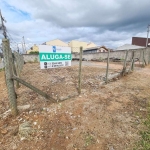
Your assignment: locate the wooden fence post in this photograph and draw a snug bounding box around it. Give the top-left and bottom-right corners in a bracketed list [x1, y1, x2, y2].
[2, 39, 18, 116]
[139, 50, 142, 65]
[12, 75, 56, 103]
[20, 54, 24, 72]
[131, 51, 135, 71]
[78, 47, 83, 94]
[129, 51, 134, 72]
[14, 52, 20, 77]
[142, 49, 146, 67]
[105, 49, 110, 84]
[122, 50, 128, 76]
[12, 53, 20, 88]
[18, 53, 22, 74]
[148, 48, 150, 64]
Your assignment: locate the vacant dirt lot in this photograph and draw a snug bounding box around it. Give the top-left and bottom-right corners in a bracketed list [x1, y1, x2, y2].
[0, 62, 150, 150]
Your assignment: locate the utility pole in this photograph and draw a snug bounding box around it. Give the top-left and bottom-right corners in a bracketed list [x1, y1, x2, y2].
[0, 10, 7, 39]
[146, 25, 150, 48]
[21, 42, 24, 54]
[22, 36, 26, 54]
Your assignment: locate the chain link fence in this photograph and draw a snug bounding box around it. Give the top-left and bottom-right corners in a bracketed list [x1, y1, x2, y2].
[2, 38, 150, 116]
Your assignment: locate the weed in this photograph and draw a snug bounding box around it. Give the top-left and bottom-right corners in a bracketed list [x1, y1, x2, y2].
[84, 133, 95, 147]
[27, 61, 33, 63]
[0, 68, 4, 72]
[34, 58, 38, 63]
[134, 105, 150, 150]
[121, 58, 124, 62]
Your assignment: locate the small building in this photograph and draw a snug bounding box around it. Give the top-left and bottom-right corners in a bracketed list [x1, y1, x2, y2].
[27, 44, 39, 54]
[83, 46, 108, 54]
[132, 37, 150, 47]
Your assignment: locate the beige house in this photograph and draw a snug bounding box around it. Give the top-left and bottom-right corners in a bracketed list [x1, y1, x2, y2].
[46, 39, 68, 47]
[27, 44, 39, 54]
[68, 40, 87, 52]
[98, 46, 108, 52]
[87, 42, 97, 49]
[68, 40, 97, 53]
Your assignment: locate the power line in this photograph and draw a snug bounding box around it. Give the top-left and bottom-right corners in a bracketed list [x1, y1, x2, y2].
[0, 10, 19, 48]
[0, 10, 31, 54]
[0, 10, 28, 54]
[7, 31, 16, 43]
[5, 29, 23, 53]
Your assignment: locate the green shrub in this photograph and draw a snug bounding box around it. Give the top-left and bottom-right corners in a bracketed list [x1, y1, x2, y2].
[0, 68, 4, 72]
[134, 104, 150, 150]
[29, 51, 39, 55]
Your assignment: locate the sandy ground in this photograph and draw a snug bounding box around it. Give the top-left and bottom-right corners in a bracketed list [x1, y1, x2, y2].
[72, 61, 123, 70]
[0, 62, 150, 150]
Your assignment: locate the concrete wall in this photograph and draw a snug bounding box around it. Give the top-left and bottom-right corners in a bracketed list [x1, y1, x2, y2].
[23, 54, 39, 62]
[23, 48, 150, 63]
[72, 48, 150, 62]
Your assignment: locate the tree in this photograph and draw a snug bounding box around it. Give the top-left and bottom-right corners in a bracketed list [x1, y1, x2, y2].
[29, 51, 39, 54]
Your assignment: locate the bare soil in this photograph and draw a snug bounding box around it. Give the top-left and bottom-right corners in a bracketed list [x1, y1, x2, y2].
[0, 62, 150, 150]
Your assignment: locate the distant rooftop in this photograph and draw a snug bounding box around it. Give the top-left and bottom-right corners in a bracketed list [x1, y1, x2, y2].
[132, 36, 147, 39]
[116, 44, 145, 51]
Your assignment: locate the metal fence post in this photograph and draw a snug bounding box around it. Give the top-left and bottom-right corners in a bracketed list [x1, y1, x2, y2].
[2, 39, 18, 116]
[78, 47, 83, 94]
[105, 49, 110, 84]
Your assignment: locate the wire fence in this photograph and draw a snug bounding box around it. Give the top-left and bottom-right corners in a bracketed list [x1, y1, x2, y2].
[2, 38, 150, 116]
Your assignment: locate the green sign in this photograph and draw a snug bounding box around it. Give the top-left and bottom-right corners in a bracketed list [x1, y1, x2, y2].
[39, 53, 72, 61]
[39, 45, 72, 69]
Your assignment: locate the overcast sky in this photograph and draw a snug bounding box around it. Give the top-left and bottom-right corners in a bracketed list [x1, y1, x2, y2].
[0, 0, 150, 50]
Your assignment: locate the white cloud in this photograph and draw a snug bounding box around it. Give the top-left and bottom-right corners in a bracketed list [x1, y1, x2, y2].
[0, 0, 149, 49]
